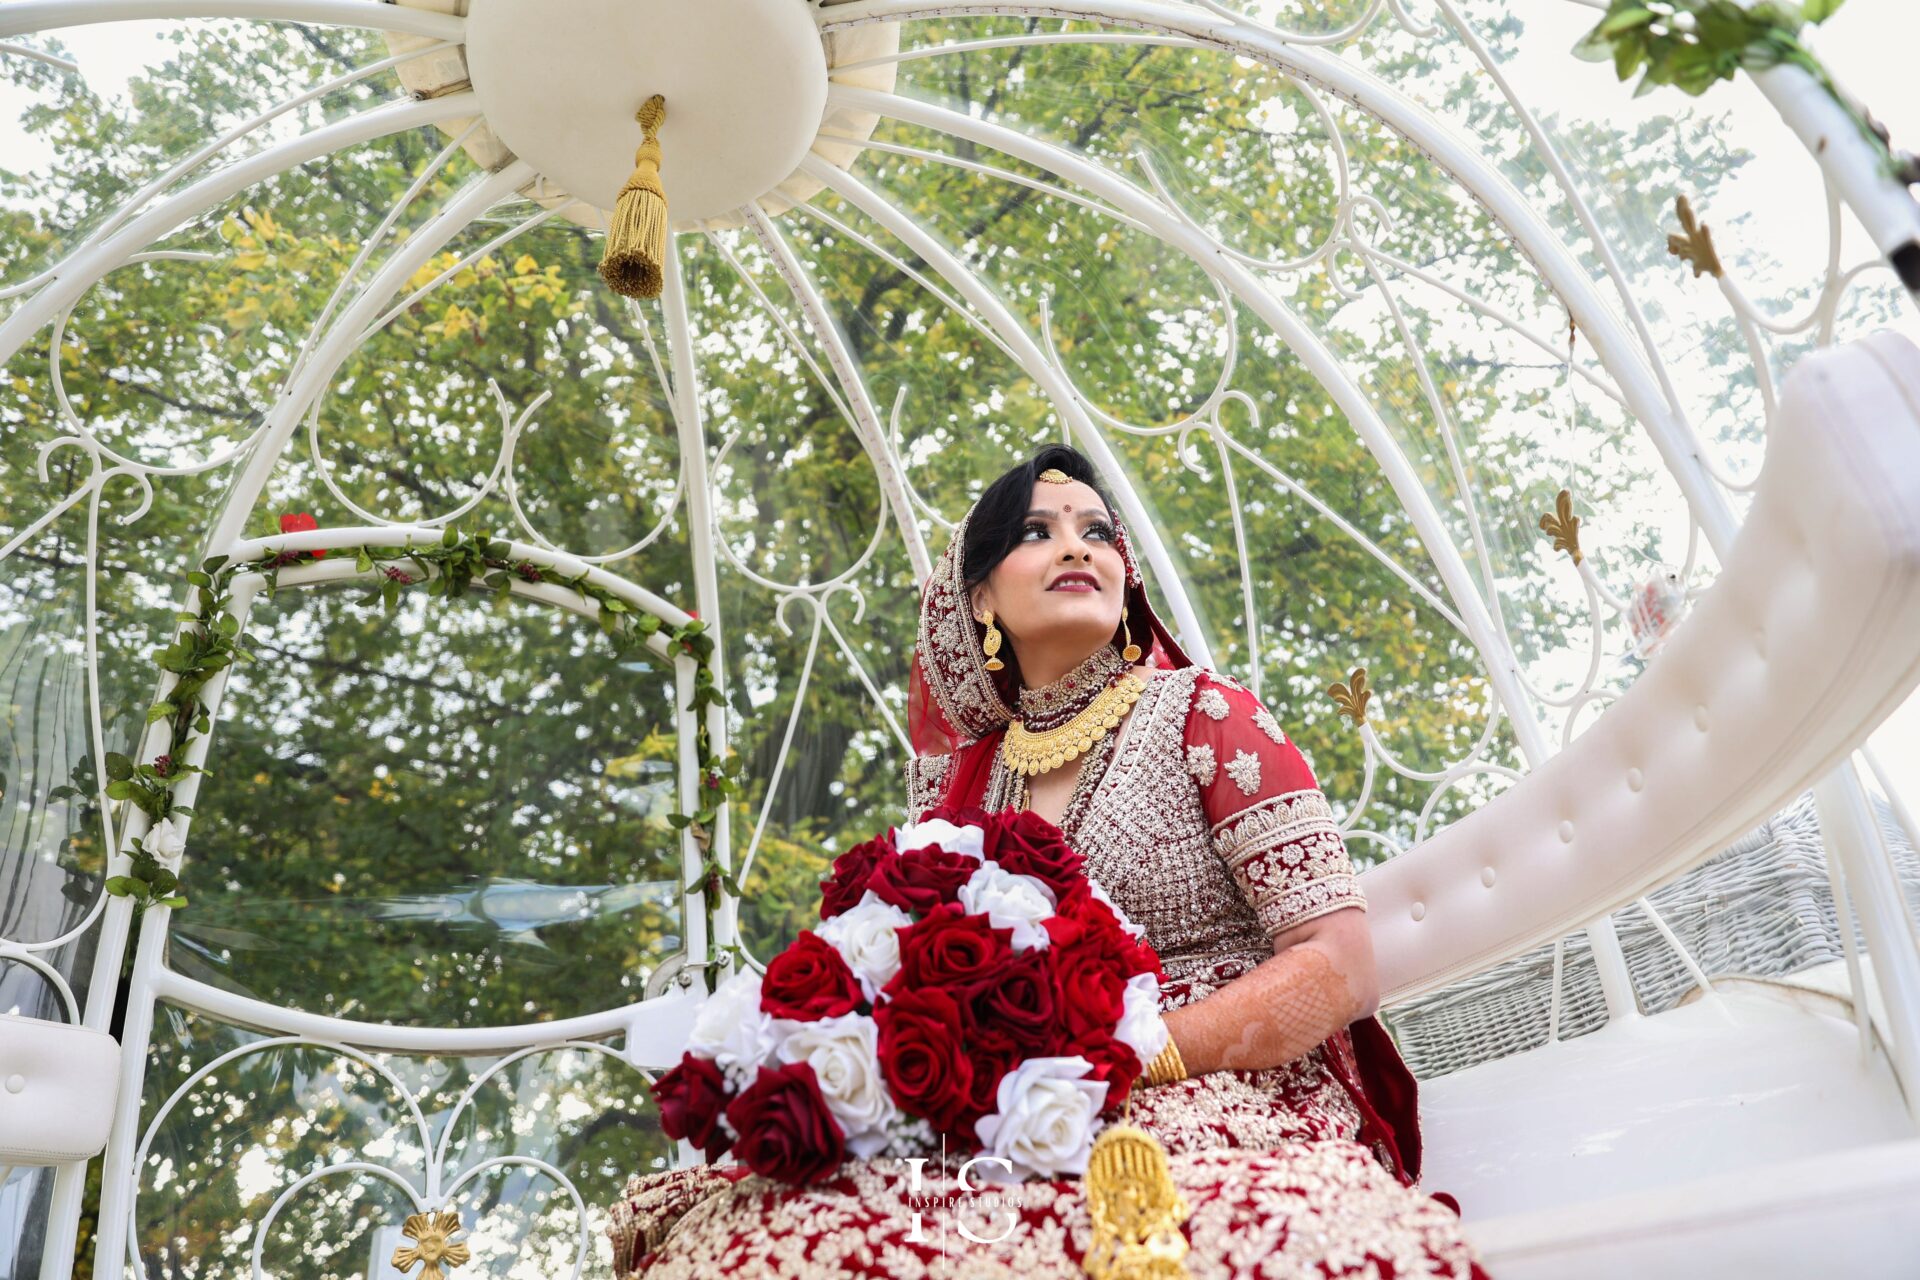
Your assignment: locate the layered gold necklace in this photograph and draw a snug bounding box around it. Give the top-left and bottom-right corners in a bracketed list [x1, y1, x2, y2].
[1001, 644, 1146, 777]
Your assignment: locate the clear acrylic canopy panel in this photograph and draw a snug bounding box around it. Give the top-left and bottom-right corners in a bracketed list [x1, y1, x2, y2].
[172, 583, 688, 1025]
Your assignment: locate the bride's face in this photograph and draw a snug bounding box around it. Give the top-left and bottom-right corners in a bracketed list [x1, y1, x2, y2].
[971, 479, 1125, 654]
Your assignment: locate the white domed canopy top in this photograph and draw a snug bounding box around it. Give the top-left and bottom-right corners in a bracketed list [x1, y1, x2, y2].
[463, 0, 829, 224]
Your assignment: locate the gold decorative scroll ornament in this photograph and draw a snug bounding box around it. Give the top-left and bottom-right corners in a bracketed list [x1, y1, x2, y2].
[390, 1209, 472, 1280]
[1328, 667, 1371, 726]
[1538, 488, 1583, 565]
[600, 95, 670, 299]
[1666, 194, 1723, 280]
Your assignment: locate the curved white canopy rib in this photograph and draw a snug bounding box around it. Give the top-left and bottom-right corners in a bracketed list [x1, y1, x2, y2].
[0, 0, 464, 40]
[818, 0, 1737, 551]
[0, 93, 480, 367]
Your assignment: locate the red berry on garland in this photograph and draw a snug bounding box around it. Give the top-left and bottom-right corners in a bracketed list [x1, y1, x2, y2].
[516, 561, 542, 582]
[383, 567, 414, 584]
[152, 754, 172, 777]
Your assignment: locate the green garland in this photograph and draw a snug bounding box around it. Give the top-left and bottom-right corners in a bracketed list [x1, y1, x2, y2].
[1575, 0, 1844, 96]
[106, 527, 746, 988]
[1574, 1, 1889, 164]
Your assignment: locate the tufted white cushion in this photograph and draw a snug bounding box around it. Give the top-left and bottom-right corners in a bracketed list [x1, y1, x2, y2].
[1363, 330, 1920, 1001]
[0, 1014, 121, 1164]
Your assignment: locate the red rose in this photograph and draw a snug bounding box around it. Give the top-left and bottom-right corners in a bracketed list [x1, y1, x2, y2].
[953, 1022, 1022, 1138]
[867, 846, 976, 916]
[1076, 1033, 1144, 1112]
[819, 831, 895, 919]
[1121, 933, 1165, 983]
[1045, 888, 1131, 964]
[891, 903, 1014, 993]
[988, 809, 1085, 897]
[724, 1061, 846, 1185]
[1049, 939, 1127, 1045]
[875, 987, 974, 1134]
[276, 511, 328, 558]
[970, 947, 1057, 1054]
[761, 931, 864, 1021]
[653, 1052, 733, 1162]
[914, 801, 997, 830]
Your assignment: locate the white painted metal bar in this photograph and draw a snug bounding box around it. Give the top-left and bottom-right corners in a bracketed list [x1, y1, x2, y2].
[0, 0, 464, 40]
[1813, 768, 1920, 1123]
[744, 202, 933, 583]
[0, 94, 480, 367]
[661, 243, 738, 972]
[1750, 60, 1920, 297]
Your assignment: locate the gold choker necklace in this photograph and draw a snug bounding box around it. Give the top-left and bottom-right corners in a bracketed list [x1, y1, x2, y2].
[1001, 671, 1148, 777]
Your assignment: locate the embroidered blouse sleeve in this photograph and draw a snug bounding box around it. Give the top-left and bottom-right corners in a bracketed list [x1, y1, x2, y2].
[1183, 671, 1366, 939]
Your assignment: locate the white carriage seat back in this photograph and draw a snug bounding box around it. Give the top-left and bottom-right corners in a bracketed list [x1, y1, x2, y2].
[1361, 329, 1920, 1002]
[0, 1013, 122, 1164]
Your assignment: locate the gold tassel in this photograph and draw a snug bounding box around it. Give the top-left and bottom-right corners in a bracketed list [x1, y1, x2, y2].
[1082, 1111, 1190, 1280]
[600, 95, 669, 300]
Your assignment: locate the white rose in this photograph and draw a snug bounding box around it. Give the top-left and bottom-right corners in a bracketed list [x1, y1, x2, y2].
[973, 1056, 1108, 1179]
[894, 818, 984, 860]
[815, 892, 912, 1001]
[1085, 878, 1146, 940]
[1114, 973, 1170, 1067]
[687, 971, 781, 1092]
[774, 1011, 898, 1158]
[146, 816, 188, 861]
[958, 864, 1057, 952]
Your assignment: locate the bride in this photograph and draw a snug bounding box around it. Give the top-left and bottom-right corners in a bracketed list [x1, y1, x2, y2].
[608, 445, 1488, 1278]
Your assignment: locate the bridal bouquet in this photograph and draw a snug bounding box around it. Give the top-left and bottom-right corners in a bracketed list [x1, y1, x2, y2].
[650, 803, 1169, 1187]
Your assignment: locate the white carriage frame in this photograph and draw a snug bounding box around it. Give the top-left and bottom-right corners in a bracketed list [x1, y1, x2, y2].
[1, 1, 1918, 1276]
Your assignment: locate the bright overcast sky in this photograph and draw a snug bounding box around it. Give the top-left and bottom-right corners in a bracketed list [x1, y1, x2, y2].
[3, 2, 1918, 823]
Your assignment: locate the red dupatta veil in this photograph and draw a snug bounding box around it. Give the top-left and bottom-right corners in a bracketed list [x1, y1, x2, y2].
[904, 490, 1428, 1188]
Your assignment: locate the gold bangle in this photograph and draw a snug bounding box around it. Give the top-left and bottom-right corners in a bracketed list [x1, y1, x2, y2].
[1143, 1035, 1187, 1086]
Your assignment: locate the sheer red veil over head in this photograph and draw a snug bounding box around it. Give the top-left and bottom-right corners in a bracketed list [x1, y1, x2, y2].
[902, 485, 1428, 1189]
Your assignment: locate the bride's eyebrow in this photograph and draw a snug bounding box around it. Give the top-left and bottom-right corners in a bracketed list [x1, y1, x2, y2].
[1023, 508, 1110, 523]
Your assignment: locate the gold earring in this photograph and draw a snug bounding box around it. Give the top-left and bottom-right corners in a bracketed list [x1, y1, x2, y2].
[1120, 604, 1141, 663]
[981, 608, 1005, 671]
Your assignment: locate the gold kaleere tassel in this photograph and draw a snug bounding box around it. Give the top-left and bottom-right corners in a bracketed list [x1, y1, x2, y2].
[600, 94, 670, 299]
[1082, 1110, 1190, 1280]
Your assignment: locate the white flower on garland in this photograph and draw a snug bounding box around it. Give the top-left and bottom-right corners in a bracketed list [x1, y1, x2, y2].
[146, 816, 188, 861]
[973, 1056, 1109, 1180]
[815, 892, 912, 1002]
[688, 970, 781, 1093]
[893, 818, 985, 860]
[958, 863, 1057, 952]
[774, 1010, 898, 1159]
[1084, 879, 1146, 940]
[884, 1111, 938, 1157]
[1113, 973, 1169, 1067]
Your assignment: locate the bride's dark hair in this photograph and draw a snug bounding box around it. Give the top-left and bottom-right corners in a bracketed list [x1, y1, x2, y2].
[959, 444, 1118, 592]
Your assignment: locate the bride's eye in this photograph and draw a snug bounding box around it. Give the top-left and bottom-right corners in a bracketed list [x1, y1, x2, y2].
[1021, 522, 1049, 540]
[1087, 522, 1116, 541]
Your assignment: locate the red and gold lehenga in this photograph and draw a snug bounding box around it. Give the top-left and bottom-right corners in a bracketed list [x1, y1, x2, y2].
[607, 499, 1488, 1279]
